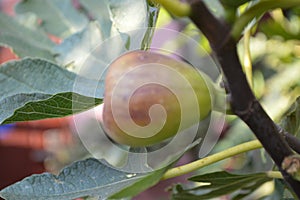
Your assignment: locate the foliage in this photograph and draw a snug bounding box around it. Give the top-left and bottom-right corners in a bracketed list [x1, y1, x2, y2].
[0, 0, 300, 199]
[172, 171, 272, 199]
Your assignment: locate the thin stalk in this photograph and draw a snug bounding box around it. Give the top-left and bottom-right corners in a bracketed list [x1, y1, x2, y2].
[162, 140, 262, 180]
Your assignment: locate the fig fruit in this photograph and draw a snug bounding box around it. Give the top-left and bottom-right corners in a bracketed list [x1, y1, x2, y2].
[102, 50, 213, 147]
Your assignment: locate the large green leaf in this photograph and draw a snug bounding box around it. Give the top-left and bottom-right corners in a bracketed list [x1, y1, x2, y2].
[172, 171, 272, 199]
[0, 12, 55, 61]
[0, 58, 103, 124]
[15, 0, 89, 38]
[1, 92, 102, 124]
[0, 156, 180, 199]
[0, 158, 147, 200]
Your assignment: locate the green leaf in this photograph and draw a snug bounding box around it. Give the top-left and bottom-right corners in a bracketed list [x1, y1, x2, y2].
[79, 0, 112, 38]
[53, 22, 104, 72]
[53, 22, 130, 77]
[0, 118, 201, 200]
[1, 92, 102, 124]
[110, 140, 202, 199]
[79, 0, 158, 40]
[280, 97, 300, 137]
[260, 18, 300, 40]
[108, 0, 148, 33]
[172, 171, 271, 199]
[0, 12, 55, 61]
[54, 1, 159, 73]
[15, 0, 89, 38]
[110, 164, 169, 199]
[79, 0, 152, 37]
[231, 0, 300, 39]
[0, 58, 103, 124]
[0, 158, 148, 200]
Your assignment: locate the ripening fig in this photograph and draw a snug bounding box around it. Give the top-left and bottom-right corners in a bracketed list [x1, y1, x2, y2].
[102, 50, 213, 147]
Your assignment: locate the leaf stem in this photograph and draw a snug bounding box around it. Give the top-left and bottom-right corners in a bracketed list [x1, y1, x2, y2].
[162, 140, 262, 180]
[150, 0, 191, 17]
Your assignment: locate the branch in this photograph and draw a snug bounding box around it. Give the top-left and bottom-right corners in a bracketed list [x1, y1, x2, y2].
[189, 0, 300, 197]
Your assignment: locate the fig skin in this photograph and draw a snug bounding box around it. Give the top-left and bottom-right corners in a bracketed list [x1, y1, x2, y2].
[102, 50, 212, 147]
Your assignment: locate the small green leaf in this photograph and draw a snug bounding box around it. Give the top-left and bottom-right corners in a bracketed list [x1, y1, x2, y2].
[172, 171, 272, 199]
[0, 12, 54, 60]
[15, 0, 89, 38]
[0, 158, 147, 200]
[190, 171, 244, 182]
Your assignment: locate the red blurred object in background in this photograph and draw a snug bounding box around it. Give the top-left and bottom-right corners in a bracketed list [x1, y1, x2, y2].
[0, 117, 73, 190]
